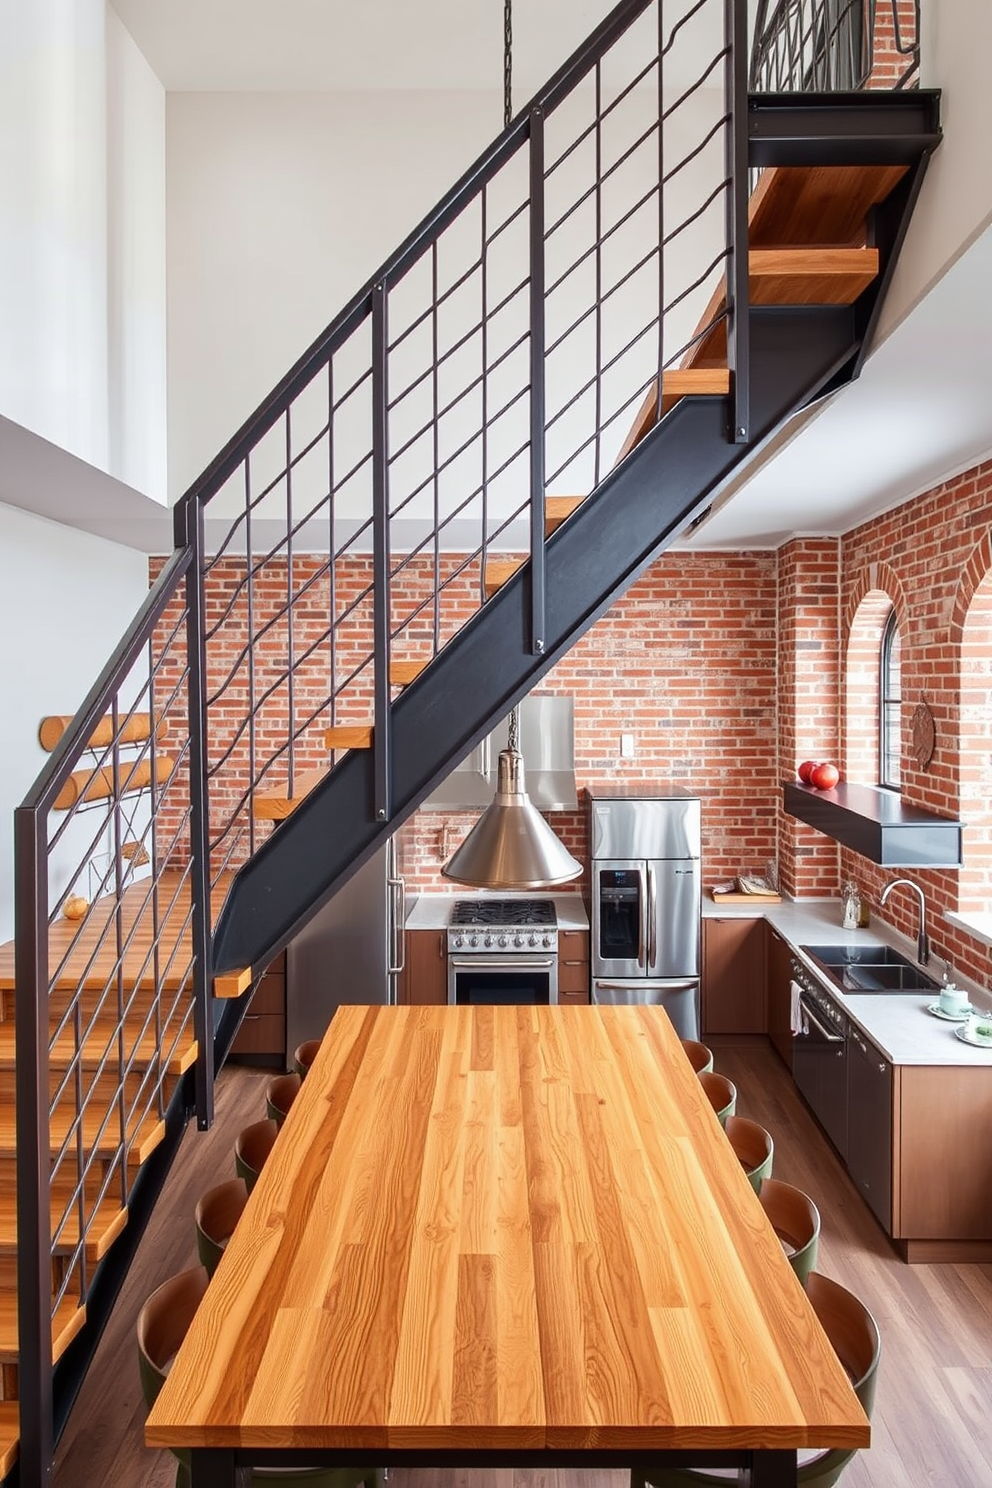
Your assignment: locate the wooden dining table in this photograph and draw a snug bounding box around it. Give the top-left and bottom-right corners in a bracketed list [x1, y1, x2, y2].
[146, 1004, 869, 1487]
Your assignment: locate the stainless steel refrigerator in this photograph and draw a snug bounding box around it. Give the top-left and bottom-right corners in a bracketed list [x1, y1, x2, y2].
[589, 788, 701, 1038]
[286, 830, 410, 1056]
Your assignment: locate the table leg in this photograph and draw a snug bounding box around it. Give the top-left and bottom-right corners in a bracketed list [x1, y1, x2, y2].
[189, 1448, 251, 1486]
[748, 1450, 798, 1487]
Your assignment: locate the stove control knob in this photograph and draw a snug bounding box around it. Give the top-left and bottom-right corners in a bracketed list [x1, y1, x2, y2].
[543, 933, 554, 948]
[529, 934, 538, 946]
[484, 934, 494, 947]
[498, 934, 508, 948]
[453, 934, 463, 949]
[470, 935, 479, 947]
[514, 935, 524, 947]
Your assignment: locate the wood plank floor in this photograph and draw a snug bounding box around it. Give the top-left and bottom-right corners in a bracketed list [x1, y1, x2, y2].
[52, 1038, 992, 1487]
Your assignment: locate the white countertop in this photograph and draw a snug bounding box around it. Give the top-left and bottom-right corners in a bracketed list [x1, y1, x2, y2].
[406, 892, 589, 932]
[706, 895, 992, 1067]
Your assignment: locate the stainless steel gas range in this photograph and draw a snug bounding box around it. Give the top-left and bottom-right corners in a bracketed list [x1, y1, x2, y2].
[447, 899, 558, 1005]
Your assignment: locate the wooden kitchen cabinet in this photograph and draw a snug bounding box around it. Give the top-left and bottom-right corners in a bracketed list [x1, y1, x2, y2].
[702, 917, 766, 1035]
[892, 1065, 992, 1259]
[229, 952, 286, 1064]
[399, 929, 448, 1005]
[765, 924, 794, 1066]
[558, 929, 590, 1004]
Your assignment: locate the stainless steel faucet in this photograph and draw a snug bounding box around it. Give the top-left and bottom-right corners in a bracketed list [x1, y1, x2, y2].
[879, 878, 930, 966]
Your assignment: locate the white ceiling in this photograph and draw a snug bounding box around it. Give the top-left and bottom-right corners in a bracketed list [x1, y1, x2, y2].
[101, 2, 992, 552]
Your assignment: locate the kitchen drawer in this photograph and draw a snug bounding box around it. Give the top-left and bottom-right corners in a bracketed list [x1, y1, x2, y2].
[560, 929, 590, 958]
[558, 988, 590, 1005]
[559, 960, 590, 995]
[230, 1013, 285, 1058]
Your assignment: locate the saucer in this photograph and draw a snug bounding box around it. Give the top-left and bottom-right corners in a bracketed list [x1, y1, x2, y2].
[954, 1024, 992, 1049]
[927, 1001, 972, 1022]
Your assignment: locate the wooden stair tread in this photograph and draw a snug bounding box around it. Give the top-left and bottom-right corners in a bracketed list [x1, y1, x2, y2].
[615, 368, 732, 466]
[252, 765, 329, 822]
[0, 1193, 127, 1261]
[0, 1292, 85, 1364]
[747, 163, 909, 248]
[53, 755, 174, 812]
[39, 712, 163, 753]
[750, 246, 879, 304]
[545, 496, 585, 534]
[483, 557, 526, 599]
[0, 1021, 196, 1075]
[0, 1402, 18, 1477]
[389, 657, 429, 686]
[0, 1105, 166, 1164]
[323, 725, 373, 750]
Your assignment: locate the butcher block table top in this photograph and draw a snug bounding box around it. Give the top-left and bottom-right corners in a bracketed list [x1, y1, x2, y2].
[147, 1005, 868, 1481]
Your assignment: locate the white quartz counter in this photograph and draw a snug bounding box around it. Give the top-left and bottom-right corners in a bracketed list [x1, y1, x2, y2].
[705, 894, 992, 1067]
[406, 892, 589, 932]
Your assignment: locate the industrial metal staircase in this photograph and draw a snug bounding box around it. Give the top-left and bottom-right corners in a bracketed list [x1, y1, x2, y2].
[7, 0, 936, 1483]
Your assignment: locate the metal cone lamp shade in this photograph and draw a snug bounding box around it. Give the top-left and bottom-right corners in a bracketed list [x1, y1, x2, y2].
[442, 747, 582, 889]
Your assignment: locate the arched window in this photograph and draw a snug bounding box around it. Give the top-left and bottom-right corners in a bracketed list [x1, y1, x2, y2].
[879, 608, 901, 789]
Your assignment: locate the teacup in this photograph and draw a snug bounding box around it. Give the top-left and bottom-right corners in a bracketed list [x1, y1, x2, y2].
[939, 984, 970, 1016]
[966, 1009, 992, 1043]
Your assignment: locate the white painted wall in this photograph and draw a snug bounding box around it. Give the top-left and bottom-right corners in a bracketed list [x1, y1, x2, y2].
[0, 504, 149, 942]
[0, 0, 167, 501]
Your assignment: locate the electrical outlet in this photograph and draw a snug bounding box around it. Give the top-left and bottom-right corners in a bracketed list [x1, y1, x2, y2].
[620, 733, 635, 759]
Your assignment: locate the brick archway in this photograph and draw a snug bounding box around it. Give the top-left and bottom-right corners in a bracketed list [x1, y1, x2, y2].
[844, 563, 907, 785]
[950, 534, 992, 915]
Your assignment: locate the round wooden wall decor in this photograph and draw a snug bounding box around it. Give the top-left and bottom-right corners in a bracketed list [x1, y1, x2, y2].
[911, 697, 935, 769]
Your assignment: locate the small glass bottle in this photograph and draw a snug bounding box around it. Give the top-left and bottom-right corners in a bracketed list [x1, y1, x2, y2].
[857, 891, 870, 929]
[842, 880, 858, 930]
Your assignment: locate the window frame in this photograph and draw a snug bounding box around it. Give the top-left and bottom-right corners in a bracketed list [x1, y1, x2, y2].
[878, 606, 901, 790]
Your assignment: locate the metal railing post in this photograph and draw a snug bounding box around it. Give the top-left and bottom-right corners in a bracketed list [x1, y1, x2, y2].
[372, 281, 392, 822]
[528, 106, 547, 656]
[727, 0, 750, 444]
[185, 502, 216, 1129]
[14, 806, 54, 1488]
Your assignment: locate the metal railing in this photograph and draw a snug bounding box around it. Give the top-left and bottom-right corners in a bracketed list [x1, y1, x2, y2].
[12, 0, 919, 1481]
[750, 0, 920, 92]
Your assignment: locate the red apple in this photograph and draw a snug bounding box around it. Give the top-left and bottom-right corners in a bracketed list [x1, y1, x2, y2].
[810, 761, 840, 790]
[797, 760, 817, 784]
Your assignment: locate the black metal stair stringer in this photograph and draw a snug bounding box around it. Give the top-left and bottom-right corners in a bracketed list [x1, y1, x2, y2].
[212, 301, 861, 979]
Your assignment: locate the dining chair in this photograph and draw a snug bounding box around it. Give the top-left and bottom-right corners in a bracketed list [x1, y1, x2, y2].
[265, 1071, 302, 1127]
[235, 1117, 278, 1193]
[629, 1270, 880, 1488]
[697, 1070, 737, 1126]
[758, 1176, 821, 1285]
[137, 1265, 382, 1488]
[680, 1038, 714, 1075]
[195, 1178, 248, 1278]
[294, 1038, 322, 1078]
[724, 1115, 774, 1192]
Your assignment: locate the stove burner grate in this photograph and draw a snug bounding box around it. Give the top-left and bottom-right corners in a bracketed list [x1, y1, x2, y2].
[451, 899, 556, 928]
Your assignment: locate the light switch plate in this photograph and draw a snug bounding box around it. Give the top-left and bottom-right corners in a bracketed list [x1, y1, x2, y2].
[620, 733, 635, 758]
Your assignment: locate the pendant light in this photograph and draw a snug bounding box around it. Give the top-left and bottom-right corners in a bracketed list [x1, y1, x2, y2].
[442, 708, 583, 888]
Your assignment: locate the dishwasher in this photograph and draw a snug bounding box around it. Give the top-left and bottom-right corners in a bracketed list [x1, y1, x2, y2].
[790, 956, 849, 1160]
[847, 1025, 893, 1230]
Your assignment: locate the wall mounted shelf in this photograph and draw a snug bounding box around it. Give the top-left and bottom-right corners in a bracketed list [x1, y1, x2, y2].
[783, 781, 963, 868]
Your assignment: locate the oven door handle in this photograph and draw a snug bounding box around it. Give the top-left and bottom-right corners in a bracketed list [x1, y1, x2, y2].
[449, 957, 557, 972]
[798, 1000, 844, 1044]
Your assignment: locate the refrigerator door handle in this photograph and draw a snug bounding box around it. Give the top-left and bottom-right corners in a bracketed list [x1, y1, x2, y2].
[387, 873, 406, 977]
[647, 864, 657, 971]
[637, 864, 648, 970]
[595, 978, 698, 993]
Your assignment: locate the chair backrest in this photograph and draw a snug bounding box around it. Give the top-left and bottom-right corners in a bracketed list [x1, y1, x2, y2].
[294, 1038, 321, 1078]
[235, 1117, 278, 1192]
[725, 1115, 774, 1192]
[758, 1177, 821, 1285]
[797, 1271, 881, 1486]
[265, 1071, 302, 1127]
[136, 1266, 210, 1411]
[195, 1178, 249, 1278]
[681, 1038, 714, 1075]
[698, 1070, 737, 1127]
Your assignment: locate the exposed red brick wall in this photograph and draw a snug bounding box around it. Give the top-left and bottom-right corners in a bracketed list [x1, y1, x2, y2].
[840, 460, 992, 986]
[776, 538, 841, 899]
[868, 0, 919, 88]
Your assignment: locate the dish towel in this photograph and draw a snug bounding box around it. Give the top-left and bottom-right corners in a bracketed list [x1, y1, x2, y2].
[789, 980, 805, 1036]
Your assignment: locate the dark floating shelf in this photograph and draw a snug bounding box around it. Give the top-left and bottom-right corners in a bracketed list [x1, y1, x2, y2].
[783, 781, 963, 868]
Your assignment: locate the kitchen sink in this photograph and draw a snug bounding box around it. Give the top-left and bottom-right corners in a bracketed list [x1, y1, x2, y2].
[799, 943, 942, 996]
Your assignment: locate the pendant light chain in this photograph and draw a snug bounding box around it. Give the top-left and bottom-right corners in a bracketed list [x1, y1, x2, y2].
[508, 705, 519, 752]
[503, 0, 513, 128]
